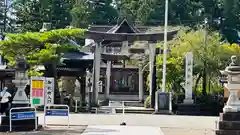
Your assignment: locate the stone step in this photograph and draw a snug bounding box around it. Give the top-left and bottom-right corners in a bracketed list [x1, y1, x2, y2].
[115, 108, 154, 114]
[216, 129, 240, 135]
[219, 121, 240, 130]
[222, 112, 240, 121]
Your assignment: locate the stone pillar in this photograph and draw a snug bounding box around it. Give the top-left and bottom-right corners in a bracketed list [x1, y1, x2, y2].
[138, 67, 144, 102]
[85, 70, 92, 108]
[92, 41, 101, 105]
[183, 52, 194, 104]
[105, 61, 111, 99]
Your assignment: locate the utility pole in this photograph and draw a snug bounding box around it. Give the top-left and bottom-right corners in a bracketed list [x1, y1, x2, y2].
[162, 0, 169, 93]
[202, 18, 208, 96]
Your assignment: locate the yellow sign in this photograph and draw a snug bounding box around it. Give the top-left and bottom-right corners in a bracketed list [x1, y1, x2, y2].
[32, 80, 44, 89]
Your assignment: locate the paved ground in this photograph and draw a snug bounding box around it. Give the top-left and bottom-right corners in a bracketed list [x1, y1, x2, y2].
[0, 126, 87, 135]
[37, 113, 218, 129]
[0, 113, 219, 135]
[81, 125, 164, 135]
[161, 127, 215, 135]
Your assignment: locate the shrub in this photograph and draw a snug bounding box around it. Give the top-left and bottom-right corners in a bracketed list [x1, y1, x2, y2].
[144, 96, 151, 108]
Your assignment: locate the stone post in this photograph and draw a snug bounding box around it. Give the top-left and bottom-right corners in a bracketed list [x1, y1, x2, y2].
[183, 52, 194, 104]
[221, 55, 240, 112]
[105, 61, 111, 99]
[138, 66, 144, 102]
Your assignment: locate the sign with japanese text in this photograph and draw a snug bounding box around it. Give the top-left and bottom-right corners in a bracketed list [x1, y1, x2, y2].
[11, 112, 36, 121]
[30, 77, 45, 106]
[185, 52, 193, 99]
[45, 78, 54, 105]
[45, 110, 68, 116]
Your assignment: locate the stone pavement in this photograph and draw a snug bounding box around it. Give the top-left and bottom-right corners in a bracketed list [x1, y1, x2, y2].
[1, 126, 87, 135]
[81, 125, 164, 135]
[37, 113, 218, 129]
[0, 113, 218, 135]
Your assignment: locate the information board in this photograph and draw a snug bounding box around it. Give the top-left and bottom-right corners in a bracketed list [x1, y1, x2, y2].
[44, 105, 70, 128]
[9, 107, 37, 132]
[45, 78, 54, 105]
[30, 77, 45, 106]
[45, 110, 69, 116]
[11, 112, 36, 120]
[158, 92, 169, 110]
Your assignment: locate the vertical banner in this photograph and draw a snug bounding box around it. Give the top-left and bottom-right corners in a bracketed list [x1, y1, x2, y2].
[185, 52, 193, 99]
[30, 77, 45, 106]
[45, 78, 54, 105]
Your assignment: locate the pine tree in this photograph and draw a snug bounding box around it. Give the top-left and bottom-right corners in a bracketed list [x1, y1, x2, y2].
[51, 0, 73, 29]
[88, 0, 118, 25]
[13, 0, 73, 32]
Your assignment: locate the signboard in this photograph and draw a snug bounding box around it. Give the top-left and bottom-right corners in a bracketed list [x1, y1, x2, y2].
[45, 78, 54, 105]
[11, 111, 36, 121]
[158, 92, 169, 110]
[9, 107, 37, 131]
[30, 77, 45, 106]
[185, 52, 193, 99]
[44, 105, 69, 128]
[45, 109, 69, 116]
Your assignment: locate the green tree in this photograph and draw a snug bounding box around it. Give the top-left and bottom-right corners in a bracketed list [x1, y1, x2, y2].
[0, 28, 85, 99]
[70, 0, 91, 28]
[13, 0, 73, 32]
[154, 29, 238, 94]
[88, 0, 118, 24]
[0, 28, 85, 68]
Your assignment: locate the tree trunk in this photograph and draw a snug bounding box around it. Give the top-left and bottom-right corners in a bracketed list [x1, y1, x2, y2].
[202, 62, 207, 96]
[194, 72, 202, 92]
[52, 62, 60, 104]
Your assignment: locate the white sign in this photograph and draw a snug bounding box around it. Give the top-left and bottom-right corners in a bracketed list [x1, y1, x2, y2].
[45, 78, 54, 105]
[185, 52, 193, 99]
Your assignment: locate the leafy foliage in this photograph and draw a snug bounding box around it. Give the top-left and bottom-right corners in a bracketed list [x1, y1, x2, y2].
[0, 28, 85, 68]
[154, 29, 240, 94]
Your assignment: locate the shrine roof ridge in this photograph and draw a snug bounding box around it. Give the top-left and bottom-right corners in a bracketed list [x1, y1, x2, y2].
[85, 29, 178, 42]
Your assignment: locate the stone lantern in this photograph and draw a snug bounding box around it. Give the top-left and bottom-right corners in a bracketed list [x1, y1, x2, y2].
[220, 55, 240, 113]
[11, 55, 30, 107]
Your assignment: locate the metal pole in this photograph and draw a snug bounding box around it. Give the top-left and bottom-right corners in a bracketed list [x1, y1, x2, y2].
[162, 0, 169, 93]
